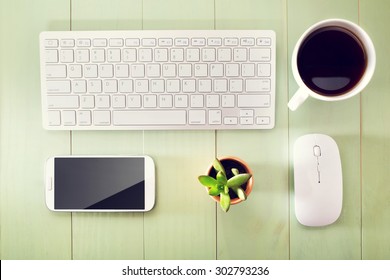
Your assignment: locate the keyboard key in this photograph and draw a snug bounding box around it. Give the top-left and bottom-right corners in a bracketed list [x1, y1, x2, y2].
[103, 79, 118, 93]
[245, 79, 271, 92]
[249, 48, 271, 61]
[221, 95, 235, 108]
[224, 117, 238, 125]
[175, 38, 189, 46]
[94, 110, 111, 125]
[241, 37, 255, 46]
[47, 95, 79, 109]
[60, 49, 74, 63]
[257, 37, 271, 46]
[72, 80, 87, 93]
[233, 48, 247, 62]
[45, 50, 58, 63]
[46, 80, 71, 93]
[123, 49, 137, 62]
[60, 39, 75, 47]
[158, 38, 173, 46]
[84, 64, 98, 78]
[256, 116, 270, 125]
[99, 64, 114, 78]
[258, 63, 271, 77]
[125, 38, 140, 47]
[76, 49, 89, 62]
[217, 48, 231, 62]
[48, 110, 61, 126]
[190, 94, 204, 108]
[142, 38, 156, 47]
[113, 110, 186, 125]
[192, 38, 206, 46]
[182, 79, 196, 93]
[238, 94, 270, 108]
[68, 64, 82, 78]
[109, 38, 123, 47]
[62, 110, 76, 126]
[127, 95, 141, 108]
[189, 110, 206, 125]
[144, 95, 157, 108]
[209, 110, 222, 125]
[208, 38, 222, 46]
[155, 48, 168, 62]
[46, 65, 66, 78]
[96, 95, 110, 108]
[171, 48, 184, 62]
[93, 38, 107, 47]
[224, 38, 238, 46]
[112, 95, 126, 108]
[119, 80, 133, 93]
[107, 49, 121, 62]
[88, 80, 102, 93]
[159, 94, 173, 108]
[44, 39, 58, 48]
[206, 94, 220, 108]
[80, 95, 95, 108]
[202, 48, 215, 62]
[76, 39, 91, 47]
[131, 64, 145, 78]
[91, 49, 105, 62]
[78, 110, 92, 125]
[240, 117, 254, 125]
[139, 48, 152, 62]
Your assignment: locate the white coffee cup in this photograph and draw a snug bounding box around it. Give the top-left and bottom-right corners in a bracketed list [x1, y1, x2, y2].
[288, 19, 376, 111]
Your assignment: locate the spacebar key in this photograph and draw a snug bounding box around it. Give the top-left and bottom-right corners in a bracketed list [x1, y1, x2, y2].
[113, 110, 187, 126]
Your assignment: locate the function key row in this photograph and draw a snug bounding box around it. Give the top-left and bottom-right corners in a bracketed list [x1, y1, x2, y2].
[45, 37, 272, 49]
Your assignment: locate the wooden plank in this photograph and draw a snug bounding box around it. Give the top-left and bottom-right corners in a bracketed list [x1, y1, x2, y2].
[70, 0, 145, 260]
[143, 0, 215, 30]
[143, 132, 216, 259]
[0, 0, 71, 259]
[360, 0, 390, 260]
[215, 0, 289, 260]
[142, 0, 216, 260]
[288, 0, 361, 259]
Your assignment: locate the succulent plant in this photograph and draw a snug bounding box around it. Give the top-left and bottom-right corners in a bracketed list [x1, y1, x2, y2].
[198, 158, 252, 212]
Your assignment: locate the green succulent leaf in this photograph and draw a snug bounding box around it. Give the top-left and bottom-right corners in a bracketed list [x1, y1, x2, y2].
[213, 158, 226, 175]
[227, 173, 252, 188]
[198, 175, 217, 188]
[235, 187, 247, 200]
[231, 168, 239, 176]
[224, 185, 229, 194]
[216, 171, 227, 185]
[220, 192, 231, 212]
[208, 185, 221, 196]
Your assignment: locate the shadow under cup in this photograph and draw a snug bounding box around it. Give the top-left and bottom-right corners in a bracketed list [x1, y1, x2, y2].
[297, 26, 367, 97]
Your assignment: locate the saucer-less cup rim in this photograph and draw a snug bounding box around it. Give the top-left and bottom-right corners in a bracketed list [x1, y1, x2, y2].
[288, 18, 376, 111]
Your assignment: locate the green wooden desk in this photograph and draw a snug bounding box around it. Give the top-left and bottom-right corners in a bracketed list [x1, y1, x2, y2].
[1, 0, 389, 260]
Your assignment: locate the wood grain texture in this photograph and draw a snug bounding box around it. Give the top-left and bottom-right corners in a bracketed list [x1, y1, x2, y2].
[360, 0, 390, 260]
[0, 0, 71, 259]
[70, 0, 145, 260]
[288, 0, 362, 259]
[215, 0, 289, 260]
[1, 0, 390, 260]
[142, 0, 216, 260]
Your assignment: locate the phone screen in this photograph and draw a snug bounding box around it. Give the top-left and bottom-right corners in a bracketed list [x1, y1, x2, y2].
[54, 157, 145, 210]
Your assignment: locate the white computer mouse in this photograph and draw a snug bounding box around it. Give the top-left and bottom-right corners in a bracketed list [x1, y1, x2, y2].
[293, 134, 343, 226]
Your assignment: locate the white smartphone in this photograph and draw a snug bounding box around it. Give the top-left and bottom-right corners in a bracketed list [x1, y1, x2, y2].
[45, 155, 155, 212]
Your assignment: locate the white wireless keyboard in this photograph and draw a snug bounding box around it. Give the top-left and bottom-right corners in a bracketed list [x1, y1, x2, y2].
[40, 30, 276, 130]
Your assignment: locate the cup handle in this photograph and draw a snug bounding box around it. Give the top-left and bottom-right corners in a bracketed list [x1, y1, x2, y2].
[288, 87, 309, 111]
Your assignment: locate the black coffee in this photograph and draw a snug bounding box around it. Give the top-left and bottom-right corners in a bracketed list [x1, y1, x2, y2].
[297, 26, 367, 96]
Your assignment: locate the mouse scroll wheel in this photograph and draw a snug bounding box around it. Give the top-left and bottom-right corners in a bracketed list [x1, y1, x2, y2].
[313, 145, 321, 157]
